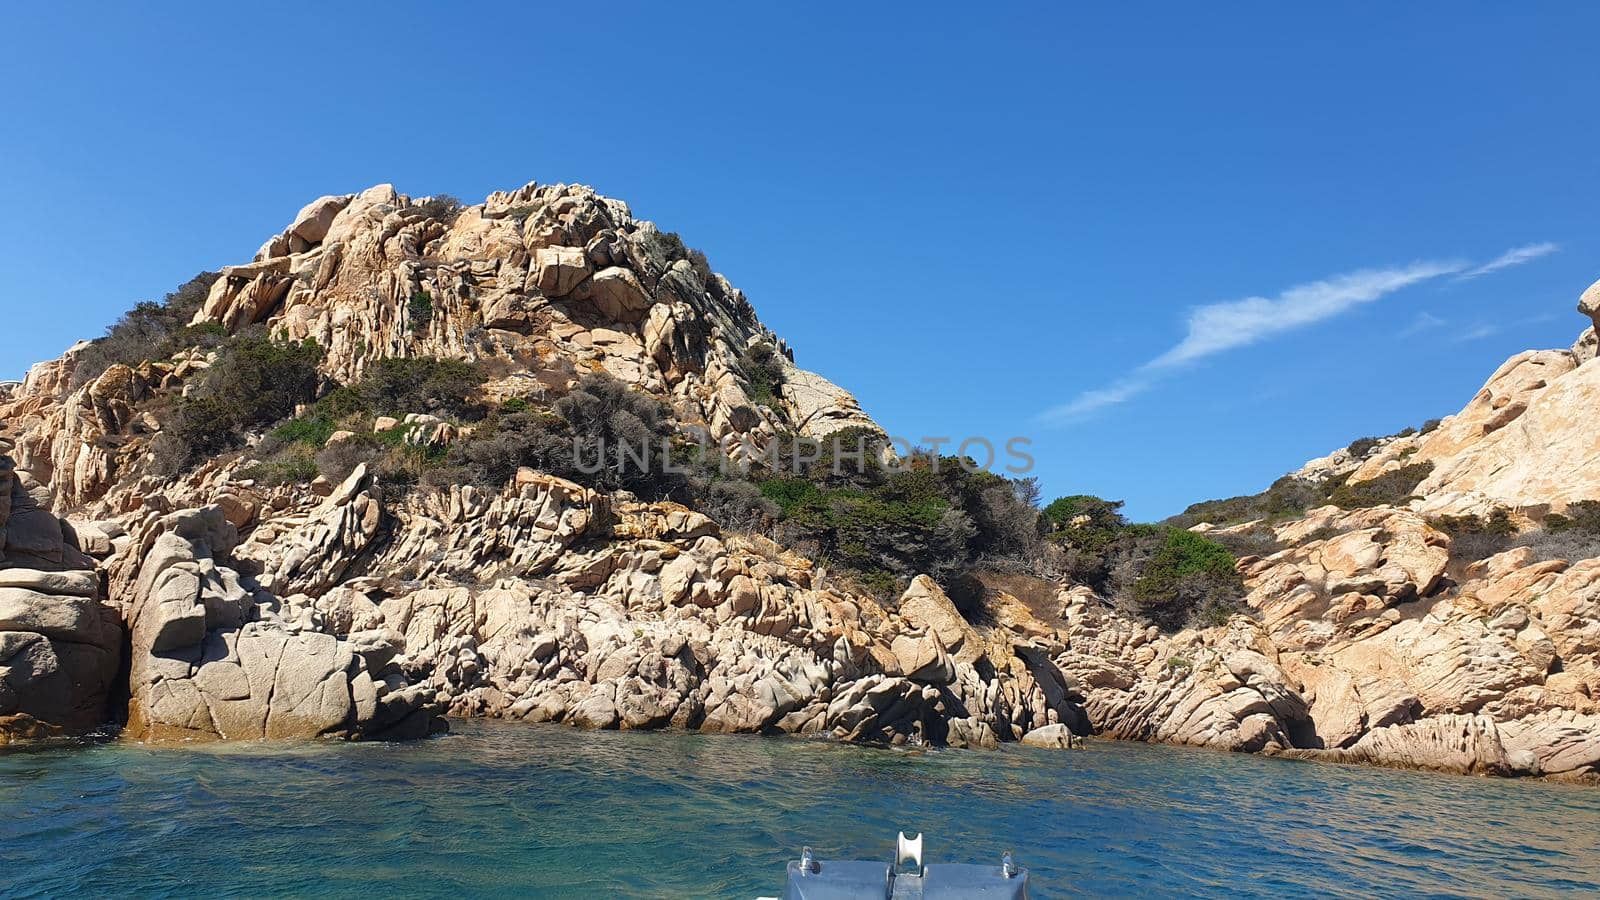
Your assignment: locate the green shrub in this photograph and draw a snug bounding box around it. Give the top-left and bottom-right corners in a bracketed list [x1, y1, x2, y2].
[698, 478, 781, 532]
[1129, 528, 1243, 631]
[416, 194, 465, 223]
[408, 291, 435, 334]
[1193, 596, 1241, 628]
[1044, 495, 1127, 559]
[272, 415, 341, 448]
[1041, 493, 1246, 631]
[738, 343, 785, 406]
[200, 336, 324, 428]
[239, 446, 319, 486]
[655, 230, 689, 261]
[1420, 418, 1443, 435]
[1346, 436, 1382, 458]
[423, 375, 1046, 600]
[153, 334, 324, 471]
[759, 477, 824, 515]
[71, 272, 221, 388]
[1548, 501, 1600, 534]
[1044, 494, 1126, 533]
[1499, 502, 1600, 564]
[1428, 509, 1517, 561]
[355, 357, 483, 419]
[427, 374, 680, 497]
[1328, 462, 1434, 509]
[687, 248, 714, 285]
[1167, 474, 1332, 529]
[745, 448, 1043, 596]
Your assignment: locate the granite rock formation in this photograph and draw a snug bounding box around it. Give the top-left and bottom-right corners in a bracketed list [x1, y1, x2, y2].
[0, 182, 1596, 782]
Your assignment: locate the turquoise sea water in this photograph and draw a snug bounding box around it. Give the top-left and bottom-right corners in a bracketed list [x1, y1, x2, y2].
[3, 719, 1599, 898]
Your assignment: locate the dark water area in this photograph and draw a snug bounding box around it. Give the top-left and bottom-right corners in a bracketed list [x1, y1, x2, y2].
[3, 719, 1599, 898]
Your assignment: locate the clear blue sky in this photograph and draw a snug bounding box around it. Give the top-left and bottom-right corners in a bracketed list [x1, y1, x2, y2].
[3, 4, 1597, 520]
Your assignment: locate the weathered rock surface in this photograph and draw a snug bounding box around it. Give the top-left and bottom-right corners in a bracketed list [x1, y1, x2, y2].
[111, 498, 443, 742]
[1, 183, 1598, 782]
[0, 437, 121, 743]
[221, 473, 1086, 748]
[1343, 283, 1600, 518]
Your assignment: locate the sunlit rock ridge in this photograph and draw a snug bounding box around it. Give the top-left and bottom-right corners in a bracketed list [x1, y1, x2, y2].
[0, 181, 1596, 783]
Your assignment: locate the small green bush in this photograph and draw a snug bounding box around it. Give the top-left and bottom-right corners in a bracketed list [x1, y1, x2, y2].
[738, 343, 785, 406]
[1346, 436, 1382, 458]
[273, 415, 340, 448]
[1502, 502, 1600, 564]
[71, 272, 221, 388]
[239, 446, 319, 486]
[1043, 494, 1126, 532]
[1429, 509, 1517, 561]
[408, 291, 435, 334]
[1548, 501, 1600, 534]
[759, 477, 824, 516]
[356, 357, 483, 420]
[655, 230, 689, 261]
[1328, 462, 1434, 509]
[416, 195, 465, 223]
[1130, 528, 1244, 631]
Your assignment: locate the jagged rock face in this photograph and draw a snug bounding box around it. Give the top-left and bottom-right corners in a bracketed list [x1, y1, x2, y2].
[204, 181, 874, 448]
[0, 437, 122, 743]
[3, 181, 1599, 782]
[219, 467, 1085, 748]
[1177, 509, 1600, 778]
[109, 499, 444, 742]
[0, 182, 876, 515]
[1342, 311, 1600, 517]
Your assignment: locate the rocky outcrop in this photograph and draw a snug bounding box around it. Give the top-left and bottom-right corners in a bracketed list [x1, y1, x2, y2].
[2, 181, 1599, 783]
[111, 500, 443, 742]
[1580, 277, 1600, 334]
[214, 471, 1087, 748]
[189, 180, 874, 455]
[1341, 282, 1600, 518]
[0, 431, 122, 743]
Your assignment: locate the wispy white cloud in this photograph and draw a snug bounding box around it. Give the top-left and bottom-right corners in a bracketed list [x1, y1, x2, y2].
[1399, 311, 1447, 337]
[1038, 376, 1156, 423]
[1145, 261, 1466, 369]
[1039, 260, 1463, 423]
[1040, 241, 1561, 424]
[1450, 324, 1499, 343]
[1458, 242, 1559, 279]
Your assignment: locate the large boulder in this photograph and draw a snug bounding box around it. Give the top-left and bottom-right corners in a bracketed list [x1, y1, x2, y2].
[0, 444, 122, 743]
[1580, 277, 1600, 334]
[574, 266, 652, 322]
[289, 195, 353, 245]
[118, 505, 444, 742]
[532, 245, 591, 297]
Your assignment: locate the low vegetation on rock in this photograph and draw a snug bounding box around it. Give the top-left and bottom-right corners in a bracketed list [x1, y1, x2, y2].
[1047, 495, 1244, 630]
[1169, 461, 1436, 529]
[70, 272, 222, 388]
[153, 333, 324, 470]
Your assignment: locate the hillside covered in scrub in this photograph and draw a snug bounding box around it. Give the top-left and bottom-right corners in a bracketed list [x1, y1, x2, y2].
[2, 181, 1598, 783]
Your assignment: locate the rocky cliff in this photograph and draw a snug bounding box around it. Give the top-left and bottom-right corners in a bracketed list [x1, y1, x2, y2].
[1, 182, 1596, 782]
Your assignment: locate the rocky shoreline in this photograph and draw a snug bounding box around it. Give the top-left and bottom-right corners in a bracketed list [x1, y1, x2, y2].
[2, 182, 1597, 784]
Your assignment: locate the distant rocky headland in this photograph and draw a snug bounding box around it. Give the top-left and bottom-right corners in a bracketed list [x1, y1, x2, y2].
[2, 182, 1596, 783]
